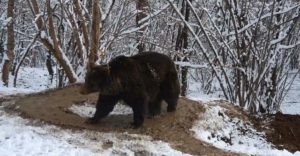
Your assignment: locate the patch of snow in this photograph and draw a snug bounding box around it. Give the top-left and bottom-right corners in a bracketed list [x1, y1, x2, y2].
[0, 87, 35, 97]
[187, 91, 222, 103]
[0, 109, 188, 156]
[0, 67, 56, 96]
[175, 61, 208, 69]
[187, 79, 223, 102]
[69, 102, 133, 118]
[2, 17, 12, 27]
[281, 73, 300, 115]
[0, 110, 97, 156]
[40, 31, 47, 39]
[191, 104, 300, 156]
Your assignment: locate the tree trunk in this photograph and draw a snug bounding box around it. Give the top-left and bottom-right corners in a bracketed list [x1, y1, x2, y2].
[136, 0, 149, 53]
[88, 0, 102, 67]
[46, 0, 78, 83]
[175, 0, 191, 96]
[2, 0, 15, 87]
[27, 0, 78, 83]
[13, 32, 40, 87]
[73, 0, 89, 53]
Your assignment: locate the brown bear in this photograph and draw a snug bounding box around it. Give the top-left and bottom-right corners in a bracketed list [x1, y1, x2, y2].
[80, 52, 180, 127]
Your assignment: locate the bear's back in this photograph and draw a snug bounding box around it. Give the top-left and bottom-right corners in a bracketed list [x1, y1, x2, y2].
[108, 52, 177, 83]
[132, 51, 172, 65]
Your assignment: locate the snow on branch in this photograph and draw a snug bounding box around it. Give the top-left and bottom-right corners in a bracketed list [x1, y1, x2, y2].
[120, 4, 170, 36]
[101, 0, 115, 22]
[278, 42, 300, 50]
[2, 17, 12, 27]
[138, 4, 169, 25]
[226, 5, 300, 37]
[167, 0, 231, 100]
[175, 61, 208, 69]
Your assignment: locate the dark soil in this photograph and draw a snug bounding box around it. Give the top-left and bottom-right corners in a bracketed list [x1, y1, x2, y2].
[252, 112, 300, 153]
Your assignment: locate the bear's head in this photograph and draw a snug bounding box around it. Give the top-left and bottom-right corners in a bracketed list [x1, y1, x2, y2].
[80, 64, 120, 95]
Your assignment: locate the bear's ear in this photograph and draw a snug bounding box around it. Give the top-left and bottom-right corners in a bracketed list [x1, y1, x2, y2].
[88, 64, 110, 76]
[88, 63, 100, 69]
[87, 63, 102, 73]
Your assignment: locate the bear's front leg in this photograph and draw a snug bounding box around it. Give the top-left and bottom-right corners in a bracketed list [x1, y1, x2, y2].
[128, 96, 148, 128]
[86, 95, 119, 124]
[131, 104, 145, 128]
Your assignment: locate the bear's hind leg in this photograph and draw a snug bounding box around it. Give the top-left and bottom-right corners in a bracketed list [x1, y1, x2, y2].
[128, 96, 148, 128]
[165, 96, 178, 112]
[161, 72, 180, 112]
[87, 95, 119, 124]
[148, 96, 162, 118]
[131, 104, 146, 128]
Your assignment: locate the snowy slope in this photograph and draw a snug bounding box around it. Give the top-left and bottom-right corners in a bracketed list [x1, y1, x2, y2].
[190, 103, 300, 156]
[187, 78, 300, 156]
[0, 108, 189, 156]
[0, 67, 56, 96]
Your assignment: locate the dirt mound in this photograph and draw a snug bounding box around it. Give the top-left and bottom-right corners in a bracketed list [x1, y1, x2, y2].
[7, 85, 239, 156]
[208, 101, 300, 153]
[253, 112, 300, 152]
[272, 113, 300, 152]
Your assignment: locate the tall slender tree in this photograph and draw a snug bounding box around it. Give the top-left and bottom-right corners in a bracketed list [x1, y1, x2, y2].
[26, 0, 78, 83]
[88, 0, 102, 67]
[136, 0, 149, 53]
[1, 0, 15, 86]
[175, 0, 191, 96]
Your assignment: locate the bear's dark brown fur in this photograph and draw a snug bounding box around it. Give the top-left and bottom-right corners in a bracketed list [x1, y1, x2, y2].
[80, 52, 180, 127]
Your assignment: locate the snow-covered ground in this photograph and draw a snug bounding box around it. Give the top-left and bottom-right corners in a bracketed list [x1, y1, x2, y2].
[0, 67, 56, 96]
[187, 80, 223, 102]
[190, 102, 300, 156]
[1, 67, 300, 155]
[69, 102, 133, 118]
[0, 108, 188, 156]
[186, 76, 300, 155]
[281, 73, 300, 115]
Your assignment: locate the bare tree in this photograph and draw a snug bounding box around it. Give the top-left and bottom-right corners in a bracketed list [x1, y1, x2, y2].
[167, 0, 300, 113]
[175, 0, 191, 96]
[26, 0, 78, 83]
[88, 0, 102, 66]
[1, 0, 14, 86]
[136, 0, 149, 53]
